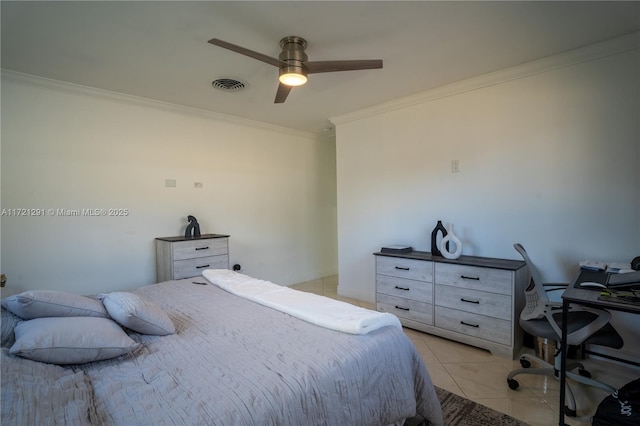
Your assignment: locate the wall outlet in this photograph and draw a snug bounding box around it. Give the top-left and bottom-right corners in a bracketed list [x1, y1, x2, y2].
[194, 182, 203, 189]
[451, 160, 460, 173]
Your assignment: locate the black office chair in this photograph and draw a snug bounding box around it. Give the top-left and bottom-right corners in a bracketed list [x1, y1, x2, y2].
[507, 243, 623, 417]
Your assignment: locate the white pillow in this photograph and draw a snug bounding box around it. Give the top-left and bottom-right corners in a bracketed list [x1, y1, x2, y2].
[100, 292, 175, 336]
[10, 317, 139, 364]
[2, 290, 108, 319]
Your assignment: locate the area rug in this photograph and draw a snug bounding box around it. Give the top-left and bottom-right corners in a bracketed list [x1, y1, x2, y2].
[405, 386, 530, 426]
[436, 386, 530, 425]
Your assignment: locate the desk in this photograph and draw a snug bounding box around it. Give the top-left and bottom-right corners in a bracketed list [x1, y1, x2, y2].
[559, 270, 640, 425]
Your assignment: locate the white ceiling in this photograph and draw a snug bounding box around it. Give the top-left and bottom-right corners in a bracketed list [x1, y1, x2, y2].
[2, 1, 639, 135]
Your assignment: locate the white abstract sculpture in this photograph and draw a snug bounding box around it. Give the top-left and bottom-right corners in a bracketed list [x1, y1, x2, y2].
[440, 223, 462, 259]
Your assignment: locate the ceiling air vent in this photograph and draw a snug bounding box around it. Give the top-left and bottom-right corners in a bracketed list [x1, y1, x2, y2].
[211, 78, 246, 92]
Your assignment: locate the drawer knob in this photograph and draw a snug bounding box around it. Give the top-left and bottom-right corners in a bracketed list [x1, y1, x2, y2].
[461, 275, 480, 281]
[460, 321, 479, 328]
[195, 246, 210, 251]
[394, 286, 410, 291]
[395, 266, 410, 271]
[196, 264, 210, 269]
[395, 305, 410, 311]
[460, 298, 480, 304]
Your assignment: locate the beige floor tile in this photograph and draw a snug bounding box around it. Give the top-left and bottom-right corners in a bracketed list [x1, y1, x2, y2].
[427, 361, 465, 396]
[422, 333, 495, 364]
[402, 327, 425, 341]
[409, 334, 440, 366]
[321, 275, 338, 290]
[445, 361, 539, 399]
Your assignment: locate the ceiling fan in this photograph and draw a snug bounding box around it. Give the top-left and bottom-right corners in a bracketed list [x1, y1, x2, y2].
[208, 36, 383, 103]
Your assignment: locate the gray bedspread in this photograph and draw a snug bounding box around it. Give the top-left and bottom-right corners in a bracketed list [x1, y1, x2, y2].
[3, 279, 443, 425]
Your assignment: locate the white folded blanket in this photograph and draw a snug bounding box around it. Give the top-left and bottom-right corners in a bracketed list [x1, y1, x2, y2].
[202, 269, 401, 335]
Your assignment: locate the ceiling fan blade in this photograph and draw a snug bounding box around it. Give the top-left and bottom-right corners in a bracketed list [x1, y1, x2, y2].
[208, 38, 283, 67]
[274, 83, 292, 103]
[306, 59, 383, 74]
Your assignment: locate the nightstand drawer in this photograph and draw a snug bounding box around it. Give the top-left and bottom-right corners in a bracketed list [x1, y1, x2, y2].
[376, 256, 433, 282]
[376, 275, 432, 303]
[173, 238, 228, 260]
[173, 255, 229, 280]
[377, 294, 433, 325]
[435, 285, 511, 320]
[435, 263, 512, 295]
[435, 306, 511, 345]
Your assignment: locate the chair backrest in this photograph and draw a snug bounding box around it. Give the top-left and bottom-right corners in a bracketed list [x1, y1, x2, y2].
[514, 243, 616, 346]
[514, 243, 551, 320]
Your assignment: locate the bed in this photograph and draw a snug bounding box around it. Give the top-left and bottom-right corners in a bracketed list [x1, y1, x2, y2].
[1, 269, 443, 426]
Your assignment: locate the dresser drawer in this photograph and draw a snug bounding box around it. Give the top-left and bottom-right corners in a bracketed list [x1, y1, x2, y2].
[377, 294, 433, 325]
[435, 285, 511, 320]
[173, 255, 229, 280]
[435, 263, 512, 295]
[376, 275, 433, 303]
[173, 238, 228, 261]
[435, 306, 511, 345]
[376, 256, 433, 282]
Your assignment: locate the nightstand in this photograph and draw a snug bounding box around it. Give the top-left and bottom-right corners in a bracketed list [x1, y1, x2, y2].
[155, 234, 229, 282]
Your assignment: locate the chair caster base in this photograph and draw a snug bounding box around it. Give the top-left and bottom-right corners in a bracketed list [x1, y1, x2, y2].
[507, 378, 519, 390]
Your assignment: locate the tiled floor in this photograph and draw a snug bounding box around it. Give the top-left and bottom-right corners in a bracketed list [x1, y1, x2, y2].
[291, 276, 640, 426]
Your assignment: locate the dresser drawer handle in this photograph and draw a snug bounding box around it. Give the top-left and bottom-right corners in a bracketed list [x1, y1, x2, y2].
[195, 246, 210, 251]
[395, 305, 410, 311]
[461, 275, 480, 281]
[395, 266, 410, 271]
[195, 264, 210, 269]
[394, 286, 410, 291]
[460, 321, 479, 328]
[460, 298, 480, 304]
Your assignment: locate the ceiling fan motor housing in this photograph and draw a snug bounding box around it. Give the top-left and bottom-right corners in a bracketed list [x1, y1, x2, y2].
[279, 36, 308, 79]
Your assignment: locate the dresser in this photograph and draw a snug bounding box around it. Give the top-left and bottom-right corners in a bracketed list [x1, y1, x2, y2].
[156, 234, 229, 282]
[374, 251, 527, 358]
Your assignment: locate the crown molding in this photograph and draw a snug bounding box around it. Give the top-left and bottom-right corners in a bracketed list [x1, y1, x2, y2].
[0, 69, 317, 139]
[330, 32, 640, 127]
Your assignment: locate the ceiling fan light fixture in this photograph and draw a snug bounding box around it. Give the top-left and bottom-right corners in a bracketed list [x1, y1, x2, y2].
[279, 65, 308, 86]
[209, 35, 382, 103]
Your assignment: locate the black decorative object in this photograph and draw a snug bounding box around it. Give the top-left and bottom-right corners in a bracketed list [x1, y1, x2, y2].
[185, 215, 201, 238]
[430, 220, 448, 257]
[632, 256, 640, 271]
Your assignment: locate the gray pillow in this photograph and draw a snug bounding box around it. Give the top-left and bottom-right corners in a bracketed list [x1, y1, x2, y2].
[100, 292, 175, 336]
[2, 290, 108, 319]
[10, 317, 139, 364]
